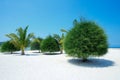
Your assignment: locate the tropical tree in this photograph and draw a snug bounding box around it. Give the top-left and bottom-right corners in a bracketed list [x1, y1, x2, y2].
[30, 37, 43, 53]
[1, 41, 19, 54]
[41, 35, 60, 54]
[64, 20, 108, 62]
[53, 34, 64, 54]
[6, 26, 34, 55]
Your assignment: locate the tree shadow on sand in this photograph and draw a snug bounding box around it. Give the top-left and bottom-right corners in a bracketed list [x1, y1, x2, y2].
[1, 52, 19, 55]
[43, 52, 61, 55]
[68, 58, 114, 68]
[11, 53, 41, 56]
[1, 52, 40, 56]
[24, 54, 41, 56]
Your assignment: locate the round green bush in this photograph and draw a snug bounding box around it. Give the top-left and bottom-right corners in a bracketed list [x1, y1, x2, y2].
[64, 21, 108, 61]
[41, 36, 60, 53]
[1, 41, 19, 54]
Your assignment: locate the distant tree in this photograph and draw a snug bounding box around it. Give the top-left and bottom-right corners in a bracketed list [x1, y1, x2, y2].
[31, 37, 43, 53]
[1, 41, 19, 54]
[6, 26, 34, 55]
[64, 20, 108, 62]
[41, 35, 60, 54]
[53, 34, 64, 54]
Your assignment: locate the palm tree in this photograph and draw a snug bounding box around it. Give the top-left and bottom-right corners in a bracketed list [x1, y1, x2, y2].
[53, 29, 67, 54]
[53, 34, 64, 54]
[6, 26, 34, 55]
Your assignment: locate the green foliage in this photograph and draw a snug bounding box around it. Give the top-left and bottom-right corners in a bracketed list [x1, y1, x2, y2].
[41, 35, 60, 53]
[6, 26, 34, 55]
[53, 34, 65, 53]
[64, 20, 108, 61]
[1, 41, 19, 54]
[53, 34, 61, 42]
[31, 37, 43, 52]
[0, 42, 4, 46]
[31, 41, 40, 50]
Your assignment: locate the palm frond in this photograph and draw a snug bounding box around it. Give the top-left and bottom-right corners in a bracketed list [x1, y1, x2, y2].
[17, 27, 23, 38]
[53, 34, 61, 41]
[60, 29, 68, 33]
[27, 33, 34, 40]
[6, 33, 20, 48]
[25, 33, 34, 47]
[23, 25, 29, 41]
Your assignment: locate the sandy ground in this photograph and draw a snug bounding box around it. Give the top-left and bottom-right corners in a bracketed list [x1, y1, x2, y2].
[0, 48, 120, 80]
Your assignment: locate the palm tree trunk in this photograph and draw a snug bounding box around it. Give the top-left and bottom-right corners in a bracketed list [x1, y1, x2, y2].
[21, 47, 25, 55]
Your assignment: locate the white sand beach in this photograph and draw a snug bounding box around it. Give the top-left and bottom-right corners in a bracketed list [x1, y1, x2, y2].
[0, 48, 120, 80]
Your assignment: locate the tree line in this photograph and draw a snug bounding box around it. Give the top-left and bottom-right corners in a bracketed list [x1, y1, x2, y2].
[0, 18, 108, 62]
[0, 26, 66, 55]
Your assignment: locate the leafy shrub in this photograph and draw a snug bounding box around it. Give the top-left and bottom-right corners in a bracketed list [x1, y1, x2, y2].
[41, 35, 60, 54]
[1, 41, 19, 54]
[64, 20, 108, 62]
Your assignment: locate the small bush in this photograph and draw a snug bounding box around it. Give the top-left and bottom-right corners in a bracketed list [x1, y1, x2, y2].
[1, 41, 19, 54]
[41, 35, 60, 54]
[64, 20, 108, 62]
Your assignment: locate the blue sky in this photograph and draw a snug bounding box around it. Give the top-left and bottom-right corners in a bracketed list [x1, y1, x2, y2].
[0, 0, 120, 47]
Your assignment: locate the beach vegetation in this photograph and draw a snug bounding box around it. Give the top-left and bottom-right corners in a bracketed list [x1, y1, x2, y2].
[41, 35, 60, 54]
[30, 37, 43, 53]
[53, 34, 64, 54]
[1, 41, 19, 54]
[64, 19, 108, 62]
[6, 26, 34, 55]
